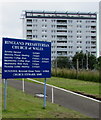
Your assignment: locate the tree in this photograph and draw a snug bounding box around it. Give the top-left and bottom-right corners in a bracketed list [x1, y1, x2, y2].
[88, 54, 97, 70]
[72, 52, 97, 70]
[72, 51, 85, 69]
[97, 56, 101, 70]
[53, 57, 72, 69]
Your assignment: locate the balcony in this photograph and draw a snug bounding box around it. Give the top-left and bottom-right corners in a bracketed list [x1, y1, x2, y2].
[57, 48, 67, 51]
[57, 20, 67, 24]
[57, 35, 67, 41]
[91, 36, 96, 40]
[91, 26, 96, 30]
[57, 38, 67, 41]
[57, 41, 67, 45]
[57, 54, 67, 57]
[57, 25, 67, 29]
[27, 35, 32, 39]
[27, 25, 32, 29]
[57, 51, 67, 56]
[27, 19, 32, 23]
[27, 30, 32, 35]
[91, 41, 96, 45]
[57, 30, 67, 34]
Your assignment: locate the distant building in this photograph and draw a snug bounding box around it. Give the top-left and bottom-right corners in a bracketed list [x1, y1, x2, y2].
[99, 2, 101, 56]
[22, 10, 97, 60]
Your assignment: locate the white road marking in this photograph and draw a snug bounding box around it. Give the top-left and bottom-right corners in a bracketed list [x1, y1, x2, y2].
[27, 78, 101, 103]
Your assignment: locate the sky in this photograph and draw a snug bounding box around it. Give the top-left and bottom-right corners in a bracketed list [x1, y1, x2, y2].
[0, 0, 100, 66]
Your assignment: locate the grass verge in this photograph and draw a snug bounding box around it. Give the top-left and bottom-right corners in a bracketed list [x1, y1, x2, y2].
[2, 86, 88, 118]
[30, 77, 100, 100]
[0, 83, 2, 119]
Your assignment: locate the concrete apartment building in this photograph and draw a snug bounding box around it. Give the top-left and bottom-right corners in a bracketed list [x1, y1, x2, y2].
[22, 11, 97, 60]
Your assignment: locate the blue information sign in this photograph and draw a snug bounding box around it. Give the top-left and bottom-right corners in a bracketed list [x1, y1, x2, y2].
[2, 38, 51, 79]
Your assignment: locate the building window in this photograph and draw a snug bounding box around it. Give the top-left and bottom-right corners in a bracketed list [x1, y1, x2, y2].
[86, 41, 90, 44]
[86, 36, 90, 38]
[68, 30, 73, 33]
[68, 41, 73, 43]
[77, 46, 82, 49]
[77, 31, 82, 33]
[42, 30, 47, 33]
[86, 26, 90, 28]
[42, 25, 47, 28]
[68, 25, 73, 28]
[51, 25, 55, 28]
[51, 35, 56, 38]
[33, 35, 37, 38]
[33, 19, 37, 22]
[77, 25, 82, 28]
[33, 24, 37, 27]
[51, 30, 56, 33]
[68, 35, 73, 38]
[68, 51, 73, 54]
[68, 20, 73, 23]
[85, 21, 90, 23]
[51, 20, 56, 22]
[42, 35, 47, 38]
[42, 19, 47, 22]
[68, 46, 73, 49]
[33, 30, 37, 32]
[77, 41, 82, 43]
[86, 31, 90, 33]
[77, 36, 82, 39]
[86, 46, 90, 49]
[77, 20, 82, 23]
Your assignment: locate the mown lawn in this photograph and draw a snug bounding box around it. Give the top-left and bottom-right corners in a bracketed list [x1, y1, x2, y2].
[33, 77, 100, 99]
[2, 86, 89, 118]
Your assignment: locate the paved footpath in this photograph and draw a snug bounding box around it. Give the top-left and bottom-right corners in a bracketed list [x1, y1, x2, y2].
[3, 79, 101, 119]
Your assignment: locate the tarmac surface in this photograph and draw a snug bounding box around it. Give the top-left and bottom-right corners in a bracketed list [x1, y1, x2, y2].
[4, 79, 101, 119]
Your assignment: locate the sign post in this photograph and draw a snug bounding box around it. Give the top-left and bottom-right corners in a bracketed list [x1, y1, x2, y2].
[43, 78, 47, 108]
[2, 37, 51, 110]
[52, 86, 54, 103]
[22, 78, 25, 92]
[4, 79, 7, 110]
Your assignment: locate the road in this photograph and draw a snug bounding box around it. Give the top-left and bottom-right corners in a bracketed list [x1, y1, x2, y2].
[5, 79, 100, 119]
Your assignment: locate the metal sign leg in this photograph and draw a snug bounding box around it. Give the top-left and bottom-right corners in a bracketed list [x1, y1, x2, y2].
[52, 86, 54, 103]
[43, 78, 46, 109]
[22, 78, 25, 92]
[4, 79, 7, 110]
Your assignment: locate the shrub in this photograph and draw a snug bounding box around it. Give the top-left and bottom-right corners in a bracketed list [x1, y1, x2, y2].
[52, 68, 99, 83]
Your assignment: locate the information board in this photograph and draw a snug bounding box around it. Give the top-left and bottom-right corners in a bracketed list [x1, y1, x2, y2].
[2, 38, 51, 79]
